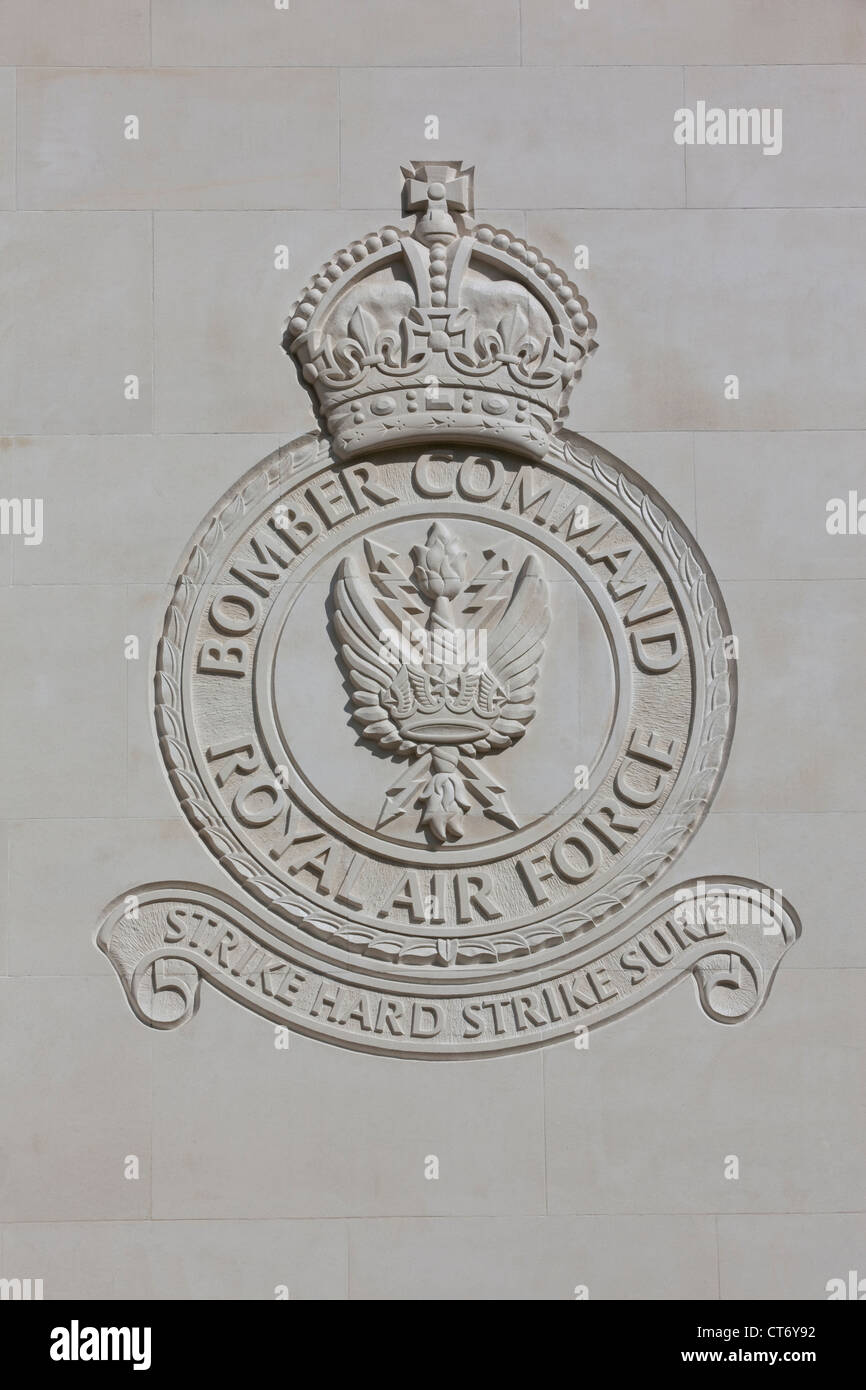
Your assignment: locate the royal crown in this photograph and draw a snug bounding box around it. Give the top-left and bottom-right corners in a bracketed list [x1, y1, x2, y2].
[283, 162, 596, 460]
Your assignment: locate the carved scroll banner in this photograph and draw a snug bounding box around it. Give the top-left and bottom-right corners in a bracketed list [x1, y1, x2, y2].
[98, 878, 799, 1056]
[98, 161, 801, 1054]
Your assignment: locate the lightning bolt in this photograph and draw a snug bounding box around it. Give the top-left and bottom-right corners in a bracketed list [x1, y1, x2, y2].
[376, 761, 429, 830]
[364, 539, 424, 616]
[459, 548, 512, 628]
[458, 755, 520, 830]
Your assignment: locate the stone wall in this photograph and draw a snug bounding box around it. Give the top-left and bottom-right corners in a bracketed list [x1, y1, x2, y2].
[1, 0, 864, 1299]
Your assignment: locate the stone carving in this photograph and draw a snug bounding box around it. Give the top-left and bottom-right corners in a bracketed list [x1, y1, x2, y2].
[98, 161, 801, 1056]
[283, 161, 594, 461]
[332, 520, 549, 841]
[98, 879, 799, 1052]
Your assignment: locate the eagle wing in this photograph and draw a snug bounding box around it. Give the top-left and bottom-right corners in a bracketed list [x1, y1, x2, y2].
[477, 554, 550, 753]
[332, 556, 417, 755]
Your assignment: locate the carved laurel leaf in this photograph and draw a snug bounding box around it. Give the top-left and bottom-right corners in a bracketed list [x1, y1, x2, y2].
[398, 944, 439, 963]
[243, 880, 289, 906]
[157, 637, 179, 681]
[155, 703, 183, 740]
[184, 801, 217, 830]
[492, 936, 530, 958]
[202, 828, 239, 857]
[365, 940, 404, 962]
[161, 737, 191, 772]
[300, 918, 338, 942]
[155, 671, 178, 709]
[241, 474, 267, 507]
[187, 544, 209, 584]
[169, 770, 201, 802]
[641, 495, 666, 536]
[220, 493, 245, 530]
[525, 928, 565, 951]
[455, 941, 498, 964]
[336, 930, 376, 950]
[175, 575, 197, 617]
[165, 604, 185, 648]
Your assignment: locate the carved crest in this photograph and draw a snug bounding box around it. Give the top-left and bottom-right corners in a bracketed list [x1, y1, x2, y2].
[97, 161, 801, 1057]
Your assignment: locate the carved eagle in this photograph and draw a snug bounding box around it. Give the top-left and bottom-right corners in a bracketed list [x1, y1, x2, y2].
[332, 552, 550, 760]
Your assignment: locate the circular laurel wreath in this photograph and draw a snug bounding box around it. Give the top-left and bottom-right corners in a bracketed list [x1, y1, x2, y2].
[155, 431, 733, 970]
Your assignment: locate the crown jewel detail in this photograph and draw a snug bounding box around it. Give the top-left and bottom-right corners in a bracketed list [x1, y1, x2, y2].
[283, 162, 596, 460]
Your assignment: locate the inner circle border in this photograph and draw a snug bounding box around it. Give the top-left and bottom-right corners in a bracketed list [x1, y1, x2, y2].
[154, 429, 736, 974]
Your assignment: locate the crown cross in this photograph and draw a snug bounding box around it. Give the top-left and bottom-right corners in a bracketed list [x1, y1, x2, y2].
[402, 162, 474, 245]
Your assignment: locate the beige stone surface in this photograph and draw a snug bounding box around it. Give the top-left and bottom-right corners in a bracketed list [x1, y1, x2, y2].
[347, 1215, 718, 1300]
[1, 1219, 348, 1299]
[5, 435, 279, 584]
[0, 69, 14, 210]
[718, 1215, 866, 1300]
[0, 213, 153, 433]
[152, 0, 522, 67]
[684, 66, 866, 208]
[340, 67, 685, 209]
[544, 970, 866, 1215]
[151, 991, 546, 1219]
[0, 821, 7, 975]
[717, 579, 866, 813]
[695, 433, 866, 582]
[521, 0, 866, 66]
[0, 2, 149, 66]
[17, 67, 340, 210]
[528, 210, 866, 433]
[0, 1, 861, 1301]
[0, 978, 152, 1222]
[0, 586, 128, 819]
